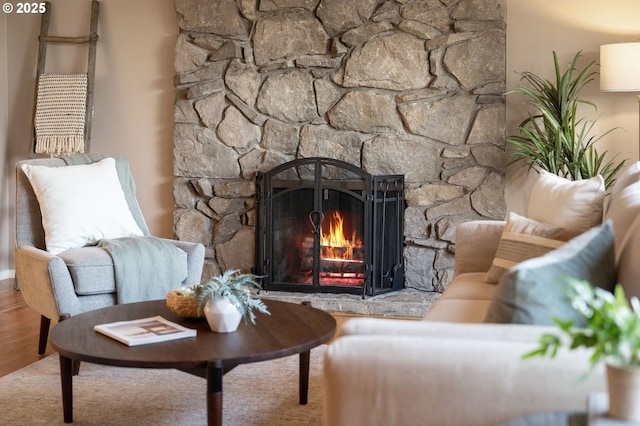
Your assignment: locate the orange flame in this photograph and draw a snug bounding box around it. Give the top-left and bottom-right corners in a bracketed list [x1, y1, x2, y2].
[320, 212, 362, 260]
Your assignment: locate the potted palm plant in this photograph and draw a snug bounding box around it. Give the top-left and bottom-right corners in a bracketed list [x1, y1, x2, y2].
[524, 277, 640, 421]
[507, 51, 625, 189]
[193, 270, 270, 333]
[167, 270, 270, 333]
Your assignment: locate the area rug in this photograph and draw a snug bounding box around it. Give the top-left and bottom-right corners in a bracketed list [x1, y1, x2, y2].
[0, 346, 326, 425]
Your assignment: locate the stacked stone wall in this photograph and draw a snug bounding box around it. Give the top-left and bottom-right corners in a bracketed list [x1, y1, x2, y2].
[173, 0, 507, 291]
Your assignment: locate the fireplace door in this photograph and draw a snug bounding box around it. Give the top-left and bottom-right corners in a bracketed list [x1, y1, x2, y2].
[256, 157, 404, 297]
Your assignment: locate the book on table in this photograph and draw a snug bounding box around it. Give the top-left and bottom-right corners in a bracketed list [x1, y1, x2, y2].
[94, 315, 197, 346]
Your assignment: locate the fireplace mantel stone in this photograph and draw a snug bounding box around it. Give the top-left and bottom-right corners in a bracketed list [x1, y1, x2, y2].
[173, 0, 507, 297]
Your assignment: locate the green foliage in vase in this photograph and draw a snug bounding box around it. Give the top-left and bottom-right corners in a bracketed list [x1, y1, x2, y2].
[524, 278, 640, 367]
[507, 51, 625, 189]
[193, 270, 270, 325]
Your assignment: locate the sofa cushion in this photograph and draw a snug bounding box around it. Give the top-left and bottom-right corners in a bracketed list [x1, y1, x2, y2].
[485, 212, 578, 284]
[604, 162, 640, 262]
[605, 161, 640, 213]
[615, 214, 640, 301]
[423, 298, 493, 323]
[606, 181, 640, 263]
[484, 221, 616, 326]
[20, 157, 144, 255]
[438, 272, 497, 301]
[454, 220, 506, 275]
[603, 161, 640, 300]
[423, 273, 497, 322]
[527, 171, 605, 233]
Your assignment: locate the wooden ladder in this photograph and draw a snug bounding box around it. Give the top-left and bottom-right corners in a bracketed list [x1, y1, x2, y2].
[28, 0, 100, 158]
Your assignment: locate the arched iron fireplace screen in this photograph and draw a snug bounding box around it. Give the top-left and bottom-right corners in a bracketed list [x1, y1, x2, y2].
[256, 157, 404, 297]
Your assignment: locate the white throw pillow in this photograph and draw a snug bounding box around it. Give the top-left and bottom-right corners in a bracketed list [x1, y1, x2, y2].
[526, 170, 605, 233]
[22, 157, 144, 255]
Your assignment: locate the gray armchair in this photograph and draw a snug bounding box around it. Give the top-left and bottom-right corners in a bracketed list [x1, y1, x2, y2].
[14, 154, 205, 354]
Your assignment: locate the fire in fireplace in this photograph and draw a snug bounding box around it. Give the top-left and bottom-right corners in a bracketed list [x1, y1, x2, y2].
[255, 157, 404, 297]
[302, 210, 365, 286]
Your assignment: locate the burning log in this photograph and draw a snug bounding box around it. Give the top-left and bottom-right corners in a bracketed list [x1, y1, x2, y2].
[300, 237, 365, 261]
[320, 258, 364, 274]
[300, 256, 365, 274]
[297, 211, 366, 285]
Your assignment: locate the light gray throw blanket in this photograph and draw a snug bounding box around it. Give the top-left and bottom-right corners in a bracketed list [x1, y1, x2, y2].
[98, 236, 188, 304]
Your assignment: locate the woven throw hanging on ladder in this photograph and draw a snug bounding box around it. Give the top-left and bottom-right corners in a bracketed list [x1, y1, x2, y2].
[34, 73, 88, 155]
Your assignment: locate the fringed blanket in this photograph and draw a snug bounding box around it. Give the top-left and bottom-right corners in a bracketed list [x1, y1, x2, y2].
[35, 73, 87, 155]
[98, 236, 188, 304]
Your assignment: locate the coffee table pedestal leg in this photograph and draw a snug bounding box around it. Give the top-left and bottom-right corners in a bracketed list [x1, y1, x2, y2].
[207, 363, 223, 426]
[59, 355, 74, 423]
[299, 350, 310, 404]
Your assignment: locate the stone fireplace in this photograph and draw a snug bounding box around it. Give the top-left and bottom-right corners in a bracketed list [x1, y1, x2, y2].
[172, 0, 507, 294]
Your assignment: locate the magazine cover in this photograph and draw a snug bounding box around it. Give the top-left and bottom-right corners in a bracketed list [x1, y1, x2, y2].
[94, 315, 197, 346]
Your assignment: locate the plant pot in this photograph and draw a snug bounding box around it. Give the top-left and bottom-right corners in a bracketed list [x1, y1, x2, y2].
[203, 298, 243, 333]
[606, 363, 640, 422]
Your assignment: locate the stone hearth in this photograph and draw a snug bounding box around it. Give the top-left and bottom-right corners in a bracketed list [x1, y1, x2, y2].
[258, 288, 439, 318]
[172, 0, 507, 303]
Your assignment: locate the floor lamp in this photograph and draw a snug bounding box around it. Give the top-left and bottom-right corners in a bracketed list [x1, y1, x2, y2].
[600, 41, 640, 159]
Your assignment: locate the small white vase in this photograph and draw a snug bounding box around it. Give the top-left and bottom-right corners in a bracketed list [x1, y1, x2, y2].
[607, 363, 640, 422]
[203, 298, 243, 333]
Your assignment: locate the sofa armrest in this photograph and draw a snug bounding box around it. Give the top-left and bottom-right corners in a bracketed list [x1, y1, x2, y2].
[324, 335, 605, 426]
[455, 220, 505, 275]
[339, 317, 554, 343]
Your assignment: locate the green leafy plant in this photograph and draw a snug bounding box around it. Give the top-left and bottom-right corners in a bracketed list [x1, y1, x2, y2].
[524, 278, 640, 367]
[507, 51, 625, 189]
[190, 270, 270, 325]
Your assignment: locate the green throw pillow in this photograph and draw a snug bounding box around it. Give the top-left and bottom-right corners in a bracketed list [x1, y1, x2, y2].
[484, 221, 615, 326]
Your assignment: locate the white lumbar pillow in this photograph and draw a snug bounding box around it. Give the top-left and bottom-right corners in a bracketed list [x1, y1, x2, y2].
[22, 157, 144, 255]
[526, 170, 605, 233]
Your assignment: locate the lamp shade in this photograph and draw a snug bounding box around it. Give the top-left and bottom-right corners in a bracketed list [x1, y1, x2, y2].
[600, 42, 640, 92]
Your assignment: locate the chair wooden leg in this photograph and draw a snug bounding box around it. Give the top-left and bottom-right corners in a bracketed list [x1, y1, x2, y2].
[38, 316, 51, 355]
[57, 314, 81, 376]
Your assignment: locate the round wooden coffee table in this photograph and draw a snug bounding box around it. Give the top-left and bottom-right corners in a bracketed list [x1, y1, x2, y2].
[49, 299, 336, 426]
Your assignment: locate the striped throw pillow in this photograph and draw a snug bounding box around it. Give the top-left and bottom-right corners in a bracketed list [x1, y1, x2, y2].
[485, 212, 580, 284]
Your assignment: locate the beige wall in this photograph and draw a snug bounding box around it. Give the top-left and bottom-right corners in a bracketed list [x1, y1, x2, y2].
[506, 0, 640, 213]
[2, 0, 178, 275]
[2, 0, 640, 275]
[1, 12, 9, 278]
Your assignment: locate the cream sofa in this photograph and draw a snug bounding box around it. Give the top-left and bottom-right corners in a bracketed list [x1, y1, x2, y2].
[324, 165, 640, 426]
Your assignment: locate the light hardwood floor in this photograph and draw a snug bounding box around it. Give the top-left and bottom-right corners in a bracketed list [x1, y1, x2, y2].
[0, 278, 55, 377]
